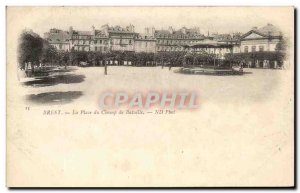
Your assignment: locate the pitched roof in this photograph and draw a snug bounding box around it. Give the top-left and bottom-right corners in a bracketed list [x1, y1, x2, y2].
[135, 34, 156, 41]
[212, 33, 242, 42]
[241, 24, 282, 39]
[44, 30, 70, 43]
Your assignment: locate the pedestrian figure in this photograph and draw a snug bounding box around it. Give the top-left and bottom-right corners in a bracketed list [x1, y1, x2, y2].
[27, 62, 32, 77]
[104, 61, 108, 75]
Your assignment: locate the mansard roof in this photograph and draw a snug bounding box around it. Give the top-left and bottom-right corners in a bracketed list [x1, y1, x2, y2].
[73, 31, 92, 36]
[44, 30, 70, 44]
[94, 30, 108, 38]
[135, 34, 156, 41]
[212, 33, 242, 42]
[107, 25, 135, 33]
[154, 28, 205, 39]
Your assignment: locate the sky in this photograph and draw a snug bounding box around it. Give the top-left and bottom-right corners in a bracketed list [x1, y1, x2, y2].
[7, 7, 294, 37]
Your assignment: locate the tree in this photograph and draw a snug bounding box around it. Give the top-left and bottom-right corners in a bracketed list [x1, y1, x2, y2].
[124, 52, 136, 66]
[94, 52, 104, 66]
[87, 51, 96, 66]
[275, 38, 288, 65]
[41, 41, 58, 65]
[56, 51, 70, 67]
[18, 30, 44, 69]
[114, 51, 125, 65]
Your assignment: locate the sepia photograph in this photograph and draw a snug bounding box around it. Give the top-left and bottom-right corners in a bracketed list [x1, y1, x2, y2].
[6, 6, 294, 187]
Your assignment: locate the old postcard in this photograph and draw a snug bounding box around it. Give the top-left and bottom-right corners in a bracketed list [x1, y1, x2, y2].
[6, 6, 294, 187]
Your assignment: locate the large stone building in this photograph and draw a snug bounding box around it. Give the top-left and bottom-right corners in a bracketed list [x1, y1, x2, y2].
[240, 24, 282, 53]
[45, 24, 138, 53]
[134, 27, 156, 53]
[44, 25, 234, 54]
[154, 27, 205, 52]
[91, 26, 109, 52]
[69, 27, 93, 52]
[43, 24, 284, 68]
[44, 28, 70, 51]
[134, 35, 156, 53]
[105, 24, 136, 52]
[239, 23, 283, 68]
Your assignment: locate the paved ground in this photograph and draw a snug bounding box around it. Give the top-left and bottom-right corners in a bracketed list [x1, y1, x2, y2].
[21, 66, 286, 107]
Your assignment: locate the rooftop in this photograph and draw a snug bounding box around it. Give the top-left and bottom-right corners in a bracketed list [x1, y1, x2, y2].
[44, 30, 70, 43]
[256, 23, 282, 37]
[154, 27, 205, 39]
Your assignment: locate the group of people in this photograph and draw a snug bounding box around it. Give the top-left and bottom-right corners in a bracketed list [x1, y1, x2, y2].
[22, 62, 43, 77]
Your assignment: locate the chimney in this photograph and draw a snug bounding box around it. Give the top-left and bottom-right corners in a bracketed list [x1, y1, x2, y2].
[91, 25, 95, 36]
[181, 27, 187, 34]
[168, 26, 174, 34]
[252, 26, 258, 30]
[101, 24, 109, 35]
[151, 27, 155, 36]
[128, 24, 135, 32]
[69, 26, 73, 35]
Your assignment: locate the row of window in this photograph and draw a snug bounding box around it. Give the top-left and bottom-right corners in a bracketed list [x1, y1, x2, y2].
[157, 35, 201, 39]
[94, 40, 108, 44]
[72, 35, 92, 40]
[72, 40, 110, 45]
[157, 46, 185, 51]
[157, 39, 200, 45]
[70, 39, 203, 46]
[244, 45, 264, 52]
[54, 44, 69, 50]
[72, 40, 90, 45]
[156, 46, 231, 52]
[135, 41, 155, 47]
[95, 47, 108, 51]
[70, 39, 231, 47]
[112, 39, 132, 45]
[74, 46, 90, 51]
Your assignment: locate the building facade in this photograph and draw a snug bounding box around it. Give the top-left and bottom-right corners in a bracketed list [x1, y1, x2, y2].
[134, 35, 156, 53]
[239, 23, 283, 68]
[44, 28, 70, 51]
[43, 23, 284, 68]
[134, 27, 156, 53]
[154, 27, 205, 52]
[91, 26, 109, 52]
[69, 26, 93, 52]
